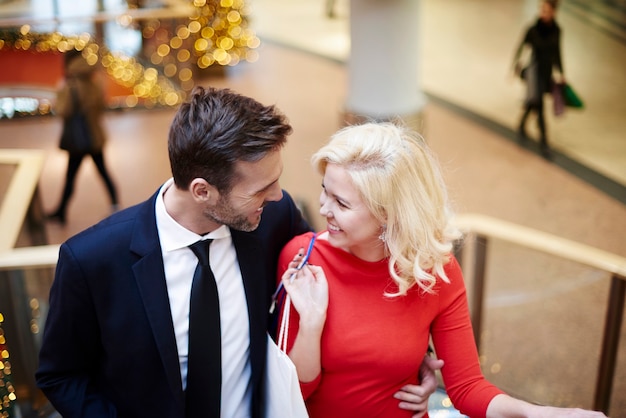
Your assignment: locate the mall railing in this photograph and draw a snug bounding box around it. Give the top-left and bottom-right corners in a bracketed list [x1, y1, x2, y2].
[454, 213, 625, 414]
[1, 149, 624, 415]
[0, 149, 58, 416]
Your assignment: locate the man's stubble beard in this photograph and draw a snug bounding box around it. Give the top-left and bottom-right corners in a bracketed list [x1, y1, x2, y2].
[203, 195, 261, 232]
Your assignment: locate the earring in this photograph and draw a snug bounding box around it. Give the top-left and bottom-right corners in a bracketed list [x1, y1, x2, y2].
[378, 225, 387, 243]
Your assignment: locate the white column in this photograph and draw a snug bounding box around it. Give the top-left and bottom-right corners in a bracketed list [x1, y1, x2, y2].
[344, 0, 426, 126]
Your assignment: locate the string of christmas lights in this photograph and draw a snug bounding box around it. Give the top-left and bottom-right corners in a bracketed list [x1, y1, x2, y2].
[0, 313, 16, 418]
[0, 0, 260, 112]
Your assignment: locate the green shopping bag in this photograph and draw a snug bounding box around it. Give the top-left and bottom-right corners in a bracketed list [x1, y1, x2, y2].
[563, 83, 584, 108]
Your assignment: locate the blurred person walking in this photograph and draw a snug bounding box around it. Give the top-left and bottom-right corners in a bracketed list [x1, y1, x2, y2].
[512, 0, 565, 158]
[47, 51, 119, 225]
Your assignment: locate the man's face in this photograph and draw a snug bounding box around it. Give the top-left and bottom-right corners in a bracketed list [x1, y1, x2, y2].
[204, 150, 284, 232]
[539, 2, 555, 23]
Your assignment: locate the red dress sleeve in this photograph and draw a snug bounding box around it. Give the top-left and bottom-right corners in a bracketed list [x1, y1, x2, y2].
[431, 257, 504, 417]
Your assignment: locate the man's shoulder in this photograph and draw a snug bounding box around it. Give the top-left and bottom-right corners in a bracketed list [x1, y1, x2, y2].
[64, 194, 155, 248]
[282, 231, 315, 253]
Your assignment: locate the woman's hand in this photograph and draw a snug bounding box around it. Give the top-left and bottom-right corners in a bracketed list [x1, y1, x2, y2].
[282, 263, 329, 329]
[280, 259, 329, 383]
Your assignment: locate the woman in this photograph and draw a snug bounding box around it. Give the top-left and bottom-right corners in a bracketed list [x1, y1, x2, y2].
[277, 122, 607, 418]
[47, 51, 119, 224]
[513, 0, 565, 158]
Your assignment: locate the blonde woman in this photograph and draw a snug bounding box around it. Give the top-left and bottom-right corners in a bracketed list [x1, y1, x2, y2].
[278, 122, 607, 418]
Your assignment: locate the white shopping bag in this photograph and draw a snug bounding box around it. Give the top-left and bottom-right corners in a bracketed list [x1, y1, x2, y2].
[265, 294, 308, 417]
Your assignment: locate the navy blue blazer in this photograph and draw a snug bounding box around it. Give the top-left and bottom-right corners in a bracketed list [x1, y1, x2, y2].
[36, 188, 311, 418]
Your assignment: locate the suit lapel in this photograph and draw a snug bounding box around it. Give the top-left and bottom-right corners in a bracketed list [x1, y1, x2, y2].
[130, 194, 185, 408]
[231, 231, 267, 395]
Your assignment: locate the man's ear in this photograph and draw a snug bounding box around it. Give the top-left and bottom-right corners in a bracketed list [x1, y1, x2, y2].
[189, 178, 219, 204]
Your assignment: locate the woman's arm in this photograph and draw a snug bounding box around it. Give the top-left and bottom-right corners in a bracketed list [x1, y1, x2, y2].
[487, 394, 607, 418]
[55, 84, 73, 118]
[281, 263, 328, 382]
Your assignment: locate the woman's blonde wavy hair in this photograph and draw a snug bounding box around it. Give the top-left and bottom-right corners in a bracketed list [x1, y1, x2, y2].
[311, 122, 461, 296]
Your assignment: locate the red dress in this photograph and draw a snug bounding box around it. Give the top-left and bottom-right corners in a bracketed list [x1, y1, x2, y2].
[277, 232, 504, 418]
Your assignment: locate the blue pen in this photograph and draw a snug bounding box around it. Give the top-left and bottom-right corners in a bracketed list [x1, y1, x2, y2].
[289, 233, 317, 283]
[269, 233, 317, 313]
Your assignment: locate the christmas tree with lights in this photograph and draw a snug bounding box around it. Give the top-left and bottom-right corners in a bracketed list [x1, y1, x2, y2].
[0, 313, 17, 418]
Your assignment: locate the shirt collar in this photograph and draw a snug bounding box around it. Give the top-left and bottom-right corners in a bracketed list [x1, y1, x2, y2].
[155, 178, 231, 253]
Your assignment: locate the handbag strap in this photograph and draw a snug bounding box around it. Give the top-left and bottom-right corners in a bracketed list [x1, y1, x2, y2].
[277, 294, 291, 353]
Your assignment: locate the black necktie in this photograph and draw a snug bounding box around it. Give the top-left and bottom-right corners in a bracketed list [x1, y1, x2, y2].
[186, 239, 221, 418]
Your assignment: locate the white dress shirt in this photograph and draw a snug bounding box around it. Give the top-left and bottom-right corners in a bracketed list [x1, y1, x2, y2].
[155, 179, 252, 417]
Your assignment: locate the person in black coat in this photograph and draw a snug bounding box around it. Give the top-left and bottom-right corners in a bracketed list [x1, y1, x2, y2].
[513, 0, 565, 157]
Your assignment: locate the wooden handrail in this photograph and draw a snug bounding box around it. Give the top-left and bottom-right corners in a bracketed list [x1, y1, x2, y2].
[0, 149, 46, 253]
[454, 213, 625, 415]
[1, 212, 623, 289]
[0, 244, 59, 271]
[454, 213, 626, 280]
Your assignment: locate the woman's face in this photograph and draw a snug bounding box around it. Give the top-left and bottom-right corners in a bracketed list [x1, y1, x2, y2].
[539, 2, 555, 23]
[319, 163, 385, 261]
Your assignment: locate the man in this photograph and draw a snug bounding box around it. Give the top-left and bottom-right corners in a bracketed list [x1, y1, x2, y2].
[36, 87, 438, 417]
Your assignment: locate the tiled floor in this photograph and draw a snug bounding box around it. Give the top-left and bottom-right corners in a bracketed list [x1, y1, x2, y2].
[1, 0, 625, 415]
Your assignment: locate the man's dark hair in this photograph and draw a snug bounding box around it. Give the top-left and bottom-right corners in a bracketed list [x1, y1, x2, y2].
[168, 86, 292, 193]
